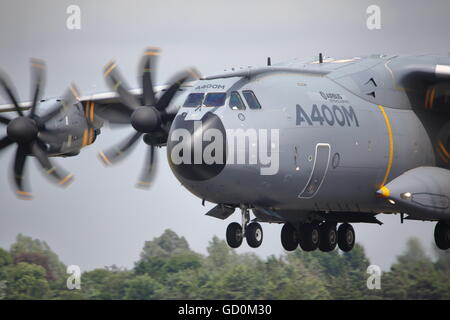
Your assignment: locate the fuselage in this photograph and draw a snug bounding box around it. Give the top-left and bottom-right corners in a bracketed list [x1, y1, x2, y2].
[166, 54, 448, 220]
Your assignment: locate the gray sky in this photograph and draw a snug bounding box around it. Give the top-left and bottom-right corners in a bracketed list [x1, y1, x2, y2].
[0, 0, 449, 271]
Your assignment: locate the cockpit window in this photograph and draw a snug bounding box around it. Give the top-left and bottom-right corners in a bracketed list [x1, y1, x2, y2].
[183, 93, 204, 108]
[229, 91, 246, 110]
[242, 90, 262, 109]
[203, 92, 227, 107]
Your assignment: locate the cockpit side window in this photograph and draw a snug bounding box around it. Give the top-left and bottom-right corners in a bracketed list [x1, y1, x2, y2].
[203, 92, 227, 107]
[183, 93, 204, 108]
[229, 91, 246, 110]
[242, 90, 262, 109]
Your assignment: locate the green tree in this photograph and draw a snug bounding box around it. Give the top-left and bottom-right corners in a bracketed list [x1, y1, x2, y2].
[434, 245, 450, 272]
[2, 231, 450, 300]
[80, 267, 131, 300]
[0, 248, 13, 282]
[135, 253, 202, 280]
[163, 269, 205, 299]
[0, 280, 6, 300]
[140, 229, 191, 260]
[331, 244, 378, 300]
[135, 229, 202, 285]
[213, 264, 265, 299]
[0, 248, 12, 268]
[206, 236, 237, 269]
[124, 275, 163, 300]
[4, 262, 50, 299]
[381, 237, 446, 299]
[10, 234, 65, 282]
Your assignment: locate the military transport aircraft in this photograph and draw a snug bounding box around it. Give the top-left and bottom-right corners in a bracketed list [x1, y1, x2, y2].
[38, 48, 450, 253]
[0, 59, 102, 198]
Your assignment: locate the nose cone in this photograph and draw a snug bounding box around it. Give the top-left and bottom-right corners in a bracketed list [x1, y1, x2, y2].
[7, 117, 38, 143]
[167, 112, 227, 181]
[131, 106, 161, 133]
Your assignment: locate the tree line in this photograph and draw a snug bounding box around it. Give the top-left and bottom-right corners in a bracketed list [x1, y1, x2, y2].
[0, 230, 449, 299]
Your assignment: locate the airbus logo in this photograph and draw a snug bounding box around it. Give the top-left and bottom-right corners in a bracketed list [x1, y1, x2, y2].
[320, 91, 343, 100]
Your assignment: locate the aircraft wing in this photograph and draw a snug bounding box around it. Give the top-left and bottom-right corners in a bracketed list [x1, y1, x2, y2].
[78, 87, 149, 125]
[0, 82, 194, 123]
[79, 81, 195, 125]
[0, 103, 31, 114]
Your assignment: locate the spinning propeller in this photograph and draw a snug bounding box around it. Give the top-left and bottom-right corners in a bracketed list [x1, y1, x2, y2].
[98, 47, 199, 188]
[0, 59, 78, 198]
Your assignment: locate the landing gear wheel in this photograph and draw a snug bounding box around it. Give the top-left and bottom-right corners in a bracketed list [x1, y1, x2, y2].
[226, 222, 243, 248]
[298, 223, 320, 251]
[281, 223, 298, 251]
[319, 222, 338, 252]
[246, 222, 263, 248]
[337, 223, 355, 252]
[434, 221, 450, 250]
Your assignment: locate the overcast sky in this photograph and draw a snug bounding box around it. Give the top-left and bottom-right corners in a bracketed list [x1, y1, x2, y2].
[0, 0, 449, 271]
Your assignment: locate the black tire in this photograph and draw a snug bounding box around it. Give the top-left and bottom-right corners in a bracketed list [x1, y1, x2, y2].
[434, 221, 450, 250]
[298, 223, 320, 251]
[319, 222, 338, 252]
[226, 222, 243, 248]
[337, 223, 355, 252]
[281, 223, 298, 251]
[246, 222, 263, 248]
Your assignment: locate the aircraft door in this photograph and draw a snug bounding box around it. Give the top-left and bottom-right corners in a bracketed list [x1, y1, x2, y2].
[298, 143, 331, 198]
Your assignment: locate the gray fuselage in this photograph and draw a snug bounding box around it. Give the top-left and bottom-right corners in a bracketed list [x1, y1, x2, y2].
[166, 55, 438, 221]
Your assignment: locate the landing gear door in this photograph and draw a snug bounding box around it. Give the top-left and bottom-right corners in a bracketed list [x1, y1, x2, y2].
[298, 143, 331, 199]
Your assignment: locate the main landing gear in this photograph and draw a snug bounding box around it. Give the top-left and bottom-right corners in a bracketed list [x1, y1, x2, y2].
[226, 207, 263, 249]
[280, 221, 355, 252]
[224, 206, 356, 252]
[434, 221, 450, 250]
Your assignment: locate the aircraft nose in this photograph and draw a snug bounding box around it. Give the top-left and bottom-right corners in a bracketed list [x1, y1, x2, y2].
[167, 112, 227, 181]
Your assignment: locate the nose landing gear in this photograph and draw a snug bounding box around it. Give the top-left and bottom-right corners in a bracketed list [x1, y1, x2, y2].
[226, 222, 243, 248]
[225, 206, 264, 249]
[246, 222, 263, 248]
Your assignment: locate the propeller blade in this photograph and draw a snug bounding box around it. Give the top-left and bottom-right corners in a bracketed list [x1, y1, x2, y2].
[104, 61, 140, 110]
[37, 83, 80, 126]
[155, 69, 197, 111]
[141, 47, 160, 106]
[13, 145, 31, 199]
[0, 135, 13, 152]
[0, 115, 10, 125]
[0, 70, 23, 116]
[98, 131, 142, 165]
[136, 145, 157, 189]
[37, 129, 64, 144]
[29, 58, 46, 118]
[31, 141, 74, 186]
